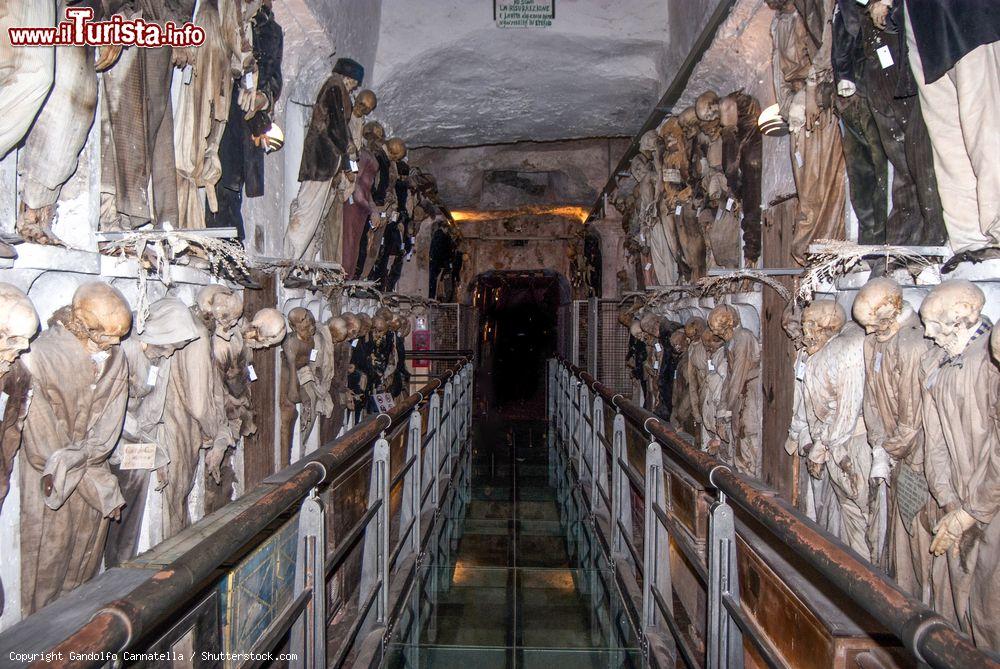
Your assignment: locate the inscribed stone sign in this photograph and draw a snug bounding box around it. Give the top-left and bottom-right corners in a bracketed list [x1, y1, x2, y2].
[495, 0, 554, 28]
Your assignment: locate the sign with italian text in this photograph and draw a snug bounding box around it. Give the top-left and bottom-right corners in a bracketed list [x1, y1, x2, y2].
[495, 0, 554, 28]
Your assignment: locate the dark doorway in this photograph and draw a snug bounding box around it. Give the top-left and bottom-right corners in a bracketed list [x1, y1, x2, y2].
[472, 270, 570, 420]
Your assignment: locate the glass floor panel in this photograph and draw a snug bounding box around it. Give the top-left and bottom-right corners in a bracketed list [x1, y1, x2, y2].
[383, 420, 645, 669]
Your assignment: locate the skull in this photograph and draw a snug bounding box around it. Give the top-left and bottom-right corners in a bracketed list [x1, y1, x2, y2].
[720, 94, 740, 129]
[386, 138, 407, 161]
[708, 304, 740, 342]
[197, 285, 244, 338]
[287, 307, 317, 342]
[629, 319, 644, 340]
[640, 313, 662, 338]
[670, 329, 689, 353]
[398, 318, 412, 337]
[919, 280, 985, 358]
[639, 129, 661, 156]
[243, 308, 287, 349]
[695, 91, 720, 123]
[679, 106, 701, 138]
[852, 278, 904, 342]
[342, 312, 360, 339]
[354, 89, 377, 117]
[0, 283, 39, 374]
[328, 316, 349, 343]
[800, 300, 845, 355]
[658, 117, 685, 153]
[68, 282, 132, 352]
[684, 317, 706, 342]
[372, 308, 392, 337]
[363, 121, 385, 144]
[701, 328, 724, 354]
[356, 313, 373, 337]
[388, 312, 405, 332]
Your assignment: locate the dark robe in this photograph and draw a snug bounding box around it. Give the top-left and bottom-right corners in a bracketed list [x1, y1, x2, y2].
[904, 0, 1000, 84]
[297, 74, 352, 182]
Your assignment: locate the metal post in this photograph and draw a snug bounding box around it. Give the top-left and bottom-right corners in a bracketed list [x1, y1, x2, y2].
[405, 411, 422, 557]
[290, 489, 326, 669]
[577, 383, 588, 484]
[591, 395, 605, 513]
[707, 490, 743, 669]
[374, 438, 391, 624]
[588, 297, 599, 378]
[429, 393, 441, 509]
[611, 412, 627, 556]
[643, 441, 672, 631]
[571, 301, 581, 366]
[443, 381, 454, 472]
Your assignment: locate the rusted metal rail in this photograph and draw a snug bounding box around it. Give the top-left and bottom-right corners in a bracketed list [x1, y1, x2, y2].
[8, 360, 470, 669]
[559, 358, 999, 669]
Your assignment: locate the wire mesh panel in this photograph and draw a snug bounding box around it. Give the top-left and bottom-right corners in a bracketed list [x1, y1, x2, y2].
[597, 299, 632, 398]
[427, 303, 459, 376]
[573, 299, 590, 369]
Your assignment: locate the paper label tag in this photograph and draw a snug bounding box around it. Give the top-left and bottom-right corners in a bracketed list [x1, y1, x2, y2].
[352, 340, 358, 348]
[409, 236, 416, 245]
[120, 442, 158, 470]
[795, 151, 804, 168]
[309, 349, 318, 362]
[374, 392, 396, 412]
[795, 360, 806, 382]
[348, 194, 354, 204]
[855, 0, 869, 5]
[675, 205, 682, 216]
[674, 369, 679, 380]
[406, 251, 413, 261]
[146, 365, 159, 387]
[708, 360, 715, 372]
[726, 197, 734, 211]
[639, 231, 646, 242]
[183, 65, 193, 85]
[392, 212, 398, 222]
[247, 364, 258, 382]
[243, 71, 254, 89]
[654, 342, 662, 352]
[380, 211, 387, 219]
[644, 263, 652, 271]
[349, 159, 359, 172]
[873, 351, 882, 373]
[876, 45, 894, 69]
[0, 392, 9, 416]
[653, 359, 660, 370]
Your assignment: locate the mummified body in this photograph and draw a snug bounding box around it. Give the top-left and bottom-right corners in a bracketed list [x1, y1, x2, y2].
[919, 281, 1000, 649]
[709, 305, 761, 477]
[854, 278, 933, 598]
[20, 283, 131, 613]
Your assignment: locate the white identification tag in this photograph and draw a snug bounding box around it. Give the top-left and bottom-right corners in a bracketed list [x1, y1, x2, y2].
[146, 365, 159, 387]
[349, 159, 359, 172]
[392, 212, 398, 222]
[874, 351, 883, 373]
[876, 45, 894, 69]
[795, 360, 806, 382]
[120, 443, 158, 470]
[674, 369, 679, 380]
[639, 231, 646, 242]
[654, 342, 662, 352]
[726, 197, 734, 211]
[0, 392, 9, 416]
[708, 360, 715, 372]
[348, 194, 354, 204]
[644, 263, 652, 271]
[653, 359, 660, 370]
[409, 236, 416, 245]
[352, 340, 358, 348]
[795, 151, 804, 168]
[406, 251, 413, 261]
[675, 205, 683, 216]
[309, 349, 318, 362]
[856, 0, 869, 5]
[183, 66, 194, 85]
[243, 71, 254, 89]
[248, 364, 258, 382]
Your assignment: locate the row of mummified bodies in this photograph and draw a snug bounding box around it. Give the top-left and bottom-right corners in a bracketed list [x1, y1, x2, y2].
[783, 278, 999, 651]
[0, 280, 412, 620]
[0, 0, 284, 249]
[278, 306, 412, 469]
[626, 277, 1000, 651]
[624, 306, 763, 478]
[285, 60, 446, 293]
[613, 88, 763, 288]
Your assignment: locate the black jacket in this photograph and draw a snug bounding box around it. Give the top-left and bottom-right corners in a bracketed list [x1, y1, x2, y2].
[298, 75, 352, 182]
[905, 0, 1000, 84]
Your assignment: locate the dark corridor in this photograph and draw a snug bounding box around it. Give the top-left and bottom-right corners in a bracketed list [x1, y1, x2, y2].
[472, 271, 568, 420]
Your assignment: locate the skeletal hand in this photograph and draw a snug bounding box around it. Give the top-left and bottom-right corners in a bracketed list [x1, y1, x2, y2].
[95, 45, 123, 72]
[206, 447, 227, 484]
[806, 459, 825, 480]
[870, 1, 891, 31]
[930, 508, 976, 557]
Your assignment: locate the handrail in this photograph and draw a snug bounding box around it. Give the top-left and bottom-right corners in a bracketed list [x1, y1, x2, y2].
[558, 358, 999, 669]
[6, 359, 470, 669]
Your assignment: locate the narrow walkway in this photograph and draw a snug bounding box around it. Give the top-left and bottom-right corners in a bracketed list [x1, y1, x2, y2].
[386, 420, 642, 668]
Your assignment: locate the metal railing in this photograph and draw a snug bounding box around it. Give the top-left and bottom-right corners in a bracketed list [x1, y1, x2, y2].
[549, 358, 1000, 669]
[0, 361, 473, 669]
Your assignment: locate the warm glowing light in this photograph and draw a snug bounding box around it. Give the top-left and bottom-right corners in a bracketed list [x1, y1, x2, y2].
[450, 205, 590, 224]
